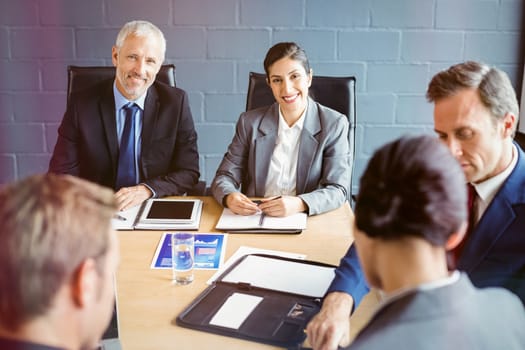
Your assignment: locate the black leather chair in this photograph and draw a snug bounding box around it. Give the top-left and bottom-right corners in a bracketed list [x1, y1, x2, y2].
[515, 131, 525, 151]
[67, 64, 176, 101]
[245, 72, 357, 201]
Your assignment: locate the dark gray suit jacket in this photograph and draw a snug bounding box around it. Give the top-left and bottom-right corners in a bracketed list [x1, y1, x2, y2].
[49, 79, 199, 197]
[211, 97, 351, 215]
[347, 274, 525, 350]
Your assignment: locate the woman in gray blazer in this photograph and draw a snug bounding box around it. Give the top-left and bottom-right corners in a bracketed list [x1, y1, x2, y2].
[211, 42, 351, 217]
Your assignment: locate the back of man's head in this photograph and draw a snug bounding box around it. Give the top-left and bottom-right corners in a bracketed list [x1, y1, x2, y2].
[355, 134, 466, 246]
[0, 173, 116, 331]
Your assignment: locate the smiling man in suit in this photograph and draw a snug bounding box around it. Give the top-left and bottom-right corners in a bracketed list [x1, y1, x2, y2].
[49, 20, 199, 211]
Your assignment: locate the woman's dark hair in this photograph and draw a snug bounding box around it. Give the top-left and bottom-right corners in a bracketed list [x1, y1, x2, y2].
[263, 42, 310, 78]
[355, 134, 467, 246]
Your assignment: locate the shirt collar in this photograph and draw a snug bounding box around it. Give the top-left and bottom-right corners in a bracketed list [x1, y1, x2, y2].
[277, 104, 307, 133]
[473, 144, 518, 204]
[379, 270, 461, 307]
[113, 81, 147, 111]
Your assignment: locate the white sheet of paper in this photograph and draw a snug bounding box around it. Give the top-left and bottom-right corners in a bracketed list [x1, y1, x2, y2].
[209, 293, 263, 329]
[221, 255, 335, 298]
[206, 246, 306, 284]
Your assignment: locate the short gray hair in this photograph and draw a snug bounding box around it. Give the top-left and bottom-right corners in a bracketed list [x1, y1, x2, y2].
[115, 20, 166, 60]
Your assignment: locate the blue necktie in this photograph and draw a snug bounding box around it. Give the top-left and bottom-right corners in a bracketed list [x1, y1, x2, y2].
[115, 103, 139, 190]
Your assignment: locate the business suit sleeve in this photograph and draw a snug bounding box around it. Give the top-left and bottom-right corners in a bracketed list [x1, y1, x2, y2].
[211, 112, 251, 205]
[327, 244, 369, 310]
[142, 89, 200, 197]
[298, 108, 351, 215]
[49, 101, 82, 176]
[48, 88, 117, 189]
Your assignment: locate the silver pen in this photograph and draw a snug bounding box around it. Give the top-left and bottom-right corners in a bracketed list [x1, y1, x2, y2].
[113, 214, 127, 221]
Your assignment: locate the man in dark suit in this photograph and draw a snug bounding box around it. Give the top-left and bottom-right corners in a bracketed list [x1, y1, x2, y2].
[49, 20, 199, 210]
[427, 61, 525, 301]
[346, 135, 525, 350]
[307, 61, 525, 350]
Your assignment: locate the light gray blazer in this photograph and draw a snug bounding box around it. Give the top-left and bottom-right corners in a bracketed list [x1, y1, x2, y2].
[347, 274, 525, 350]
[211, 97, 351, 215]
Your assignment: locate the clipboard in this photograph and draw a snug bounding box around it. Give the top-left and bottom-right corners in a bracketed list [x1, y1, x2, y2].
[176, 254, 336, 348]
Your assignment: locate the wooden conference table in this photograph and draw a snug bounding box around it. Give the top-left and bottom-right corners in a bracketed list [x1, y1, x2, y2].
[116, 196, 379, 350]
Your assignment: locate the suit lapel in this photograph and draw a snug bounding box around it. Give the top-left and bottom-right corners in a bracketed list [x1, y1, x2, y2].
[459, 194, 515, 270]
[458, 144, 525, 271]
[297, 98, 320, 193]
[141, 86, 159, 156]
[254, 105, 278, 196]
[99, 82, 118, 176]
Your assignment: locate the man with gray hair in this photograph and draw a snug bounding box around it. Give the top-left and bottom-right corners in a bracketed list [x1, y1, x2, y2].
[0, 173, 119, 350]
[50, 20, 200, 211]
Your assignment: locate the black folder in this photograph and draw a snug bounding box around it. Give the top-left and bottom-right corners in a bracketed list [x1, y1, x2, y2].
[176, 254, 336, 348]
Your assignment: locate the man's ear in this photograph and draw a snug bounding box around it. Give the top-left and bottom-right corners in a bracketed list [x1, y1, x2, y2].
[111, 46, 119, 67]
[502, 112, 517, 138]
[445, 222, 467, 251]
[71, 258, 99, 307]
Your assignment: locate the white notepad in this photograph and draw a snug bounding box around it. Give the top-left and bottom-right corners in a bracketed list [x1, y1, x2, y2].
[215, 208, 307, 232]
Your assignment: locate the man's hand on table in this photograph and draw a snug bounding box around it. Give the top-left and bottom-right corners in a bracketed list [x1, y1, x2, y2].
[306, 291, 354, 350]
[115, 184, 153, 211]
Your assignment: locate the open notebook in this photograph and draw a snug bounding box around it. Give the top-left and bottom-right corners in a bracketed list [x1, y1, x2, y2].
[215, 208, 307, 234]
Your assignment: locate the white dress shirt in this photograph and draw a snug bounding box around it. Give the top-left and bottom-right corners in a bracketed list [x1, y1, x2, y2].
[112, 84, 157, 196]
[264, 106, 306, 197]
[113, 83, 147, 184]
[472, 144, 518, 223]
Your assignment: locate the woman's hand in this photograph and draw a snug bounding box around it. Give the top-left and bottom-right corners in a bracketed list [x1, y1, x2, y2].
[225, 192, 260, 215]
[258, 195, 307, 217]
